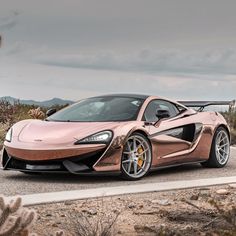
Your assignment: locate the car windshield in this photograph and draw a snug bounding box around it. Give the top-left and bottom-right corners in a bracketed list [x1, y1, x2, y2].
[47, 96, 145, 122]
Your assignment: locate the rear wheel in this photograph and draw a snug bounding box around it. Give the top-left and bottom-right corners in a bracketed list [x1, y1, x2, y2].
[201, 127, 230, 168]
[121, 133, 152, 180]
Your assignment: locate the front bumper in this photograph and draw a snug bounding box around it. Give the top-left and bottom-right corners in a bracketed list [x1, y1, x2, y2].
[1, 147, 106, 174]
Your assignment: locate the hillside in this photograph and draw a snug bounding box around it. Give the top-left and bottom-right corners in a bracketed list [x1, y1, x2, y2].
[0, 96, 74, 107]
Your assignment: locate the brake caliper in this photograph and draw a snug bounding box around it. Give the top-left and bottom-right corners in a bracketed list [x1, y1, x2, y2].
[137, 146, 144, 167]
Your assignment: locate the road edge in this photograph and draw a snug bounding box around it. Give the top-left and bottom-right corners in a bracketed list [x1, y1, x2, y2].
[6, 176, 236, 206]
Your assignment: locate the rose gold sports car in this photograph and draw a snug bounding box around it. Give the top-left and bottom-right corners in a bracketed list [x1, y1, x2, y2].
[1, 94, 231, 180]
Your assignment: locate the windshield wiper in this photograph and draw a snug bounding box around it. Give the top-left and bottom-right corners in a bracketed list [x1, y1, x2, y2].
[45, 119, 72, 122]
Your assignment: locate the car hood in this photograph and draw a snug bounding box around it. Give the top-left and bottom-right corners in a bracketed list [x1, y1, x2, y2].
[17, 120, 120, 145]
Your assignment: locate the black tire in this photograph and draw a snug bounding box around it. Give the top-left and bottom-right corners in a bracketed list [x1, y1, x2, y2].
[201, 127, 230, 168]
[120, 132, 152, 181]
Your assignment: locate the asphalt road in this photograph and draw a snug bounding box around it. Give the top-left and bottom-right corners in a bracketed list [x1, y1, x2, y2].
[0, 148, 235, 196]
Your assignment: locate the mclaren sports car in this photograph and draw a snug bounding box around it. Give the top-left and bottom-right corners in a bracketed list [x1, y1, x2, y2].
[1, 94, 231, 180]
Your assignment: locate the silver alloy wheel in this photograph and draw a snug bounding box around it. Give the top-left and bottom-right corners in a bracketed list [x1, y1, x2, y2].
[215, 130, 230, 165]
[121, 134, 151, 179]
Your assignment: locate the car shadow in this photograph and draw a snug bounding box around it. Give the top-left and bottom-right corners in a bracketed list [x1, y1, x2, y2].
[4, 163, 203, 184]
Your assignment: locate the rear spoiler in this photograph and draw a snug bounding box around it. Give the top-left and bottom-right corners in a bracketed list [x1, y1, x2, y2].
[178, 100, 235, 112]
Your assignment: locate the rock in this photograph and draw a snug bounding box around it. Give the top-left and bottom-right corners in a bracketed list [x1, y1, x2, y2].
[113, 209, 119, 214]
[88, 209, 97, 215]
[183, 225, 192, 231]
[138, 204, 144, 209]
[190, 194, 199, 200]
[228, 184, 236, 189]
[128, 203, 136, 209]
[60, 214, 66, 217]
[198, 187, 210, 191]
[64, 201, 73, 206]
[151, 199, 170, 206]
[199, 190, 211, 198]
[216, 189, 230, 195]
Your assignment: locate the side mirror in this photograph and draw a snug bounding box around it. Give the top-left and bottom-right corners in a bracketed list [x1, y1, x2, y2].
[156, 109, 170, 120]
[46, 108, 57, 117]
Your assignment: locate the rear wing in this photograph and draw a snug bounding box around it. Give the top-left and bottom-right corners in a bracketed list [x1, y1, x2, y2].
[178, 100, 235, 112]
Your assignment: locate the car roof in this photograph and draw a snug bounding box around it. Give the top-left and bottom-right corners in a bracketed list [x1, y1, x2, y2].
[92, 94, 150, 100]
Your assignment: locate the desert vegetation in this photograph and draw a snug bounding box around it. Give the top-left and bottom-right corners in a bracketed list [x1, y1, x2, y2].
[222, 108, 236, 145]
[0, 195, 63, 236]
[0, 185, 235, 236]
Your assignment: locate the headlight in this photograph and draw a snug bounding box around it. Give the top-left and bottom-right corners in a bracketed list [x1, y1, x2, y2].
[75, 130, 113, 144]
[5, 128, 13, 142]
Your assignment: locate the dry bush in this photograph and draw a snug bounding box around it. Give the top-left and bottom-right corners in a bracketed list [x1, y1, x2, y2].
[28, 107, 45, 120]
[0, 100, 19, 126]
[0, 123, 10, 147]
[76, 211, 120, 236]
[231, 130, 236, 145]
[208, 199, 236, 235]
[75, 199, 120, 236]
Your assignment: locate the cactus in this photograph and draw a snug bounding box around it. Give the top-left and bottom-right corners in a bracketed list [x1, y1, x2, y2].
[0, 195, 36, 236]
[0, 195, 64, 236]
[28, 107, 45, 120]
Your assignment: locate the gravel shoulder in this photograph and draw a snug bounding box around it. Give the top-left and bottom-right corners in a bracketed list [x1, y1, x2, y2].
[29, 184, 236, 236]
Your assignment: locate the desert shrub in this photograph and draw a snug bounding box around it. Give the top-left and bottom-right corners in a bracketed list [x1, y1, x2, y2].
[75, 199, 120, 236]
[76, 212, 120, 236]
[231, 130, 236, 145]
[0, 100, 19, 126]
[28, 107, 45, 120]
[208, 198, 236, 235]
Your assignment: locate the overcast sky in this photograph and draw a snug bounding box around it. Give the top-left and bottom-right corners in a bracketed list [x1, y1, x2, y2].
[0, 0, 236, 101]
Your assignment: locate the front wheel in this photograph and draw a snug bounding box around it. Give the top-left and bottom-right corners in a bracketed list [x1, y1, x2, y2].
[121, 133, 152, 180]
[201, 127, 230, 168]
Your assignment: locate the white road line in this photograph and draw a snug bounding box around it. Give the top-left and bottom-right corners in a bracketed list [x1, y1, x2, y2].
[6, 176, 236, 206]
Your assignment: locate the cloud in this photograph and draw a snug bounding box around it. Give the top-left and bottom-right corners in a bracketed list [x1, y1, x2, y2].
[0, 12, 19, 31]
[36, 49, 236, 79]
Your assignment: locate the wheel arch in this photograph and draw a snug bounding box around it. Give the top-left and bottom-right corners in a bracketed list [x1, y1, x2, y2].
[214, 124, 231, 142]
[126, 128, 151, 144]
[131, 129, 149, 138]
[125, 129, 153, 156]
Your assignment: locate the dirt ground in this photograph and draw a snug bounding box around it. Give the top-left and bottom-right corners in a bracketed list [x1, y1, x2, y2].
[29, 184, 236, 236]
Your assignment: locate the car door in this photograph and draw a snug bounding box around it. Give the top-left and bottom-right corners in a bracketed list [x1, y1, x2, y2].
[143, 99, 201, 167]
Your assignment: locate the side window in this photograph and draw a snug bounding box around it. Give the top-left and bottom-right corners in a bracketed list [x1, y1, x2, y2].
[143, 100, 179, 122]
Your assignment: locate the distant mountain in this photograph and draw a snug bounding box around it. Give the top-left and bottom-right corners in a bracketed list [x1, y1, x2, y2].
[0, 96, 74, 107]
